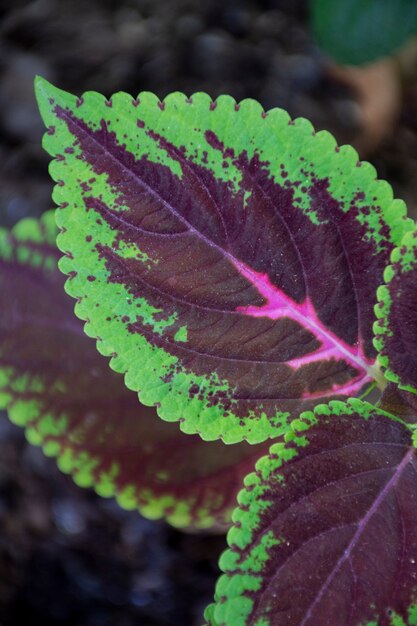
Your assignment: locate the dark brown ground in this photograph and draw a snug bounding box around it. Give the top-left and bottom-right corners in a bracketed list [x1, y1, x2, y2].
[1, 1, 417, 624]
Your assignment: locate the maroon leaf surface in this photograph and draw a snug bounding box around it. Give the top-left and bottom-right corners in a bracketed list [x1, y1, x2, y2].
[379, 383, 417, 424]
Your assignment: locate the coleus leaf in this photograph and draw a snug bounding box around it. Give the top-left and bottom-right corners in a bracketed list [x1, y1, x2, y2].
[310, 0, 417, 66]
[210, 400, 417, 626]
[35, 77, 410, 444]
[0, 211, 269, 529]
[375, 229, 417, 394]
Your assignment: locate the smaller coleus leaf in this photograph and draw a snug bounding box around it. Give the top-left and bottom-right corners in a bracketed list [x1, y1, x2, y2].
[210, 399, 417, 626]
[374, 228, 417, 394]
[311, 0, 417, 66]
[35, 77, 410, 443]
[0, 211, 268, 529]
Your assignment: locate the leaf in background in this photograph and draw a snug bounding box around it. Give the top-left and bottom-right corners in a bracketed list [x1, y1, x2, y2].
[311, 0, 417, 66]
[374, 229, 417, 394]
[0, 211, 268, 530]
[35, 78, 410, 443]
[210, 400, 417, 626]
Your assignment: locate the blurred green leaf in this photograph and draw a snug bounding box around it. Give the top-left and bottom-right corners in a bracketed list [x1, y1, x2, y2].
[311, 0, 417, 65]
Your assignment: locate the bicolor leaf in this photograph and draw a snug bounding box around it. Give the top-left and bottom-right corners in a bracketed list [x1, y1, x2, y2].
[374, 229, 417, 394]
[35, 77, 410, 443]
[0, 211, 268, 529]
[211, 400, 417, 626]
[311, 0, 417, 66]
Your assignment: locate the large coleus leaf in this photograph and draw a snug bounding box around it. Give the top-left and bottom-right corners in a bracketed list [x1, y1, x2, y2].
[374, 229, 417, 394]
[310, 0, 417, 66]
[35, 77, 410, 444]
[0, 210, 269, 529]
[209, 399, 417, 626]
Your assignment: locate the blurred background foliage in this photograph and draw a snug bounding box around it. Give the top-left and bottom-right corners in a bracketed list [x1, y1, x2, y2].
[312, 0, 417, 65]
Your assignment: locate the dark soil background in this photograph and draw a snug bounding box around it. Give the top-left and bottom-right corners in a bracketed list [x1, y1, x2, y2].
[1, 1, 417, 625]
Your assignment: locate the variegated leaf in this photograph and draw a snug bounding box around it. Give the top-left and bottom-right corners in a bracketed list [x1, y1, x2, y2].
[35, 78, 410, 443]
[211, 400, 417, 625]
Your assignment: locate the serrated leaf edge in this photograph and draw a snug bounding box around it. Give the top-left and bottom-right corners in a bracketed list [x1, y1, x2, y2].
[373, 227, 417, 395]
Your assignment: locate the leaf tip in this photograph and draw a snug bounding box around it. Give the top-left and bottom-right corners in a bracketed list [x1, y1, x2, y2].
[34, 76, 75, 128]
[34, 74, 53, 103]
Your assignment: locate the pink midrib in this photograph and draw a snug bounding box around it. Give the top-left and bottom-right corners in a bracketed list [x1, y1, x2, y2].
[232, 259, 375, 393]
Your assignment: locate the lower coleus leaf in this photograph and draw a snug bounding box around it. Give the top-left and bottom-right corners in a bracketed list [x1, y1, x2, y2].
[35, 77, 411, 444]
[375, 229, 417, 394]
[0, 211, 268, 529]
[210, 399, 417, 625]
